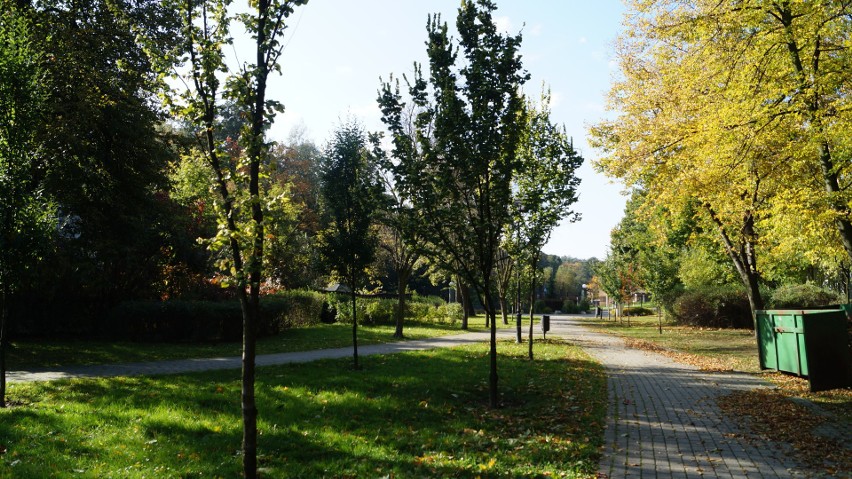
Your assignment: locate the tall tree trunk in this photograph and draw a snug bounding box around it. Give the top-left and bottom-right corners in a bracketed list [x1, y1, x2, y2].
[394, 270, 410, 339]
[352, 291, 359, 369]
[706, 205, 764, 325]
[0, 284, 8, 408]
[527, 252, 542, 360]
[499, 296, 508, 325]
[528, 276, 536, 361]
[459, 279, 471, 330]
[483, 288, 499, 409]
[238, 287, 257, 479]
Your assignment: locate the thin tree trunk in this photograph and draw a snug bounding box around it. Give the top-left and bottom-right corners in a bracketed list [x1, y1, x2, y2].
[0, 284, 8, 408]
[483, 289, 499, 409]
[459, 280, 471, 330]
[528, 278, 535, 361]
[394, 271, 409, 339]
[238, 287, 257, 479]
[352, 291, 359, 369]
[499, 296, 508, 325]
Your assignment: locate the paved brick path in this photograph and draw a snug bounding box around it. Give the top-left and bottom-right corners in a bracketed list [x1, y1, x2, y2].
[548, 317, 838, 479]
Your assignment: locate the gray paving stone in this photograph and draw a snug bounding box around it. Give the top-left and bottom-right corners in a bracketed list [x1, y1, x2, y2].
[546, 317, 830, 479]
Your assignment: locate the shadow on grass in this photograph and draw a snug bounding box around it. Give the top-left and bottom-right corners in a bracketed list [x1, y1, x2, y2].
[1, 341, 606, 478]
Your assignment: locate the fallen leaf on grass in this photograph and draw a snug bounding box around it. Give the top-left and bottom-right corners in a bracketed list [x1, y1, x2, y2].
[623, 338, 734, 371]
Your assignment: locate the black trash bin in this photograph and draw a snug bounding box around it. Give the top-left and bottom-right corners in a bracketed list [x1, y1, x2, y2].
[541, 314, 550, 338]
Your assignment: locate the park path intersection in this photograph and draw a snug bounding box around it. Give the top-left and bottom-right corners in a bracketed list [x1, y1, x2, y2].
[9, 316, 849, 478]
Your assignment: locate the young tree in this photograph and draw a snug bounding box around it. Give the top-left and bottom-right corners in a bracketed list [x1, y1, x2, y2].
[319, 121, 383, 368]
[378, 0, 528, 408]
[513, 91, 583, 359]
[158, 0, 307, 476]
[372, 134, 422, 339]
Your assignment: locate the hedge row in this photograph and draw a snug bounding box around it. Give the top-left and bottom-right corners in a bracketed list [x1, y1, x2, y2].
[324, 294, 462, 326]
[107, 290, 327, 342]
[105, 291, 463, 342]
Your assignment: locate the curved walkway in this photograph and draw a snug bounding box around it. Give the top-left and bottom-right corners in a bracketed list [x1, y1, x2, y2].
[7, 330, 511, 383]
[8, 316, 848, 478]
[548, 316, 837, 479]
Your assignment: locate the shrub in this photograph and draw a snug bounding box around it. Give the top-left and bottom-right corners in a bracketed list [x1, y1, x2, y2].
[424, 303, 462, 325]
[534, 300, 552, 314]
[672, 286, 753, 329]
[768, 283, 845, 309]
[108, 300, 242, 342]
[623, 306, 654, 316]
[365, 299, 396, 325]
[262, 290, 326, 331]
[107, 291, 326, 342]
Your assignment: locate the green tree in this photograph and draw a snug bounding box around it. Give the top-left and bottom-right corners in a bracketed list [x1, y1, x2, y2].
[0, 6, 53, 407]
[378, 0, 528, 408]
[319, 121, 382, 369]
[319, 121, 383, 368]
[160, 0, 307, 476]
[513, 91, 582, 359]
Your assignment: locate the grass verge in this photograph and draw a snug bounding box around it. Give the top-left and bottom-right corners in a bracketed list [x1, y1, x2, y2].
[1, 339, 606, 478]
[8, 317, 498, 370]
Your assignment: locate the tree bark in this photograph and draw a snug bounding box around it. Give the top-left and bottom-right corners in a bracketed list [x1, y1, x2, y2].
[482, 289, 499, 409]
[528, 276, 535, 361]
[706, 205, 764, 324]
[0, 284, 8, 408]
[393, 270, 409, 339]
[351, 291, 359, 369]
[459, 280, 471, 330]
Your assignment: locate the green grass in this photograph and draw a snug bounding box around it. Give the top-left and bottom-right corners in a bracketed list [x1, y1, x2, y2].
[1, 340, 607, 478]
[576, 313, 760, 372]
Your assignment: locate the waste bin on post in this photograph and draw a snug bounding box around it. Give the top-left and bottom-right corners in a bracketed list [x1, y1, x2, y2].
[755, 308, 852, 392]
[541, 314, 550, 339]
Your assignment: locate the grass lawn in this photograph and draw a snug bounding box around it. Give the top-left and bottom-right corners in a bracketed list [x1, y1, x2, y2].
[576, 313, 760, 372]
[1, 340, 607, 478]
[8, 314, 508, 370]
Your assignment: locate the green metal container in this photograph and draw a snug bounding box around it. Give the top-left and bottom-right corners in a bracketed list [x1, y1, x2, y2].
[755, 308, 852, 392]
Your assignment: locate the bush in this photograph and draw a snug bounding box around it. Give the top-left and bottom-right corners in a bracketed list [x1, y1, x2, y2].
[534, 300, 552, 314]
[108, 300, 243, 342]
[107, 291, 326, 342]
[423, 303, 462, 325]
[623, 306, 654, 316]
[262, 290, 326, 330]
[768, 283, 845, 309]
[672, 286, 753, 329]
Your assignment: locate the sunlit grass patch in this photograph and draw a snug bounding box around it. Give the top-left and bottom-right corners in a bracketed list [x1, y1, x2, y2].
[1, 340, 606, 478]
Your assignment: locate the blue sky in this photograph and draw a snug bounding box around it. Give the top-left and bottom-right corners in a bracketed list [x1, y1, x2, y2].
[248, 0, 627, 260]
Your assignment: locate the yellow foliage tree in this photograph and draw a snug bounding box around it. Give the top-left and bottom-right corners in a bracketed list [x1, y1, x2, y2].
[591, 0, 852, 314]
